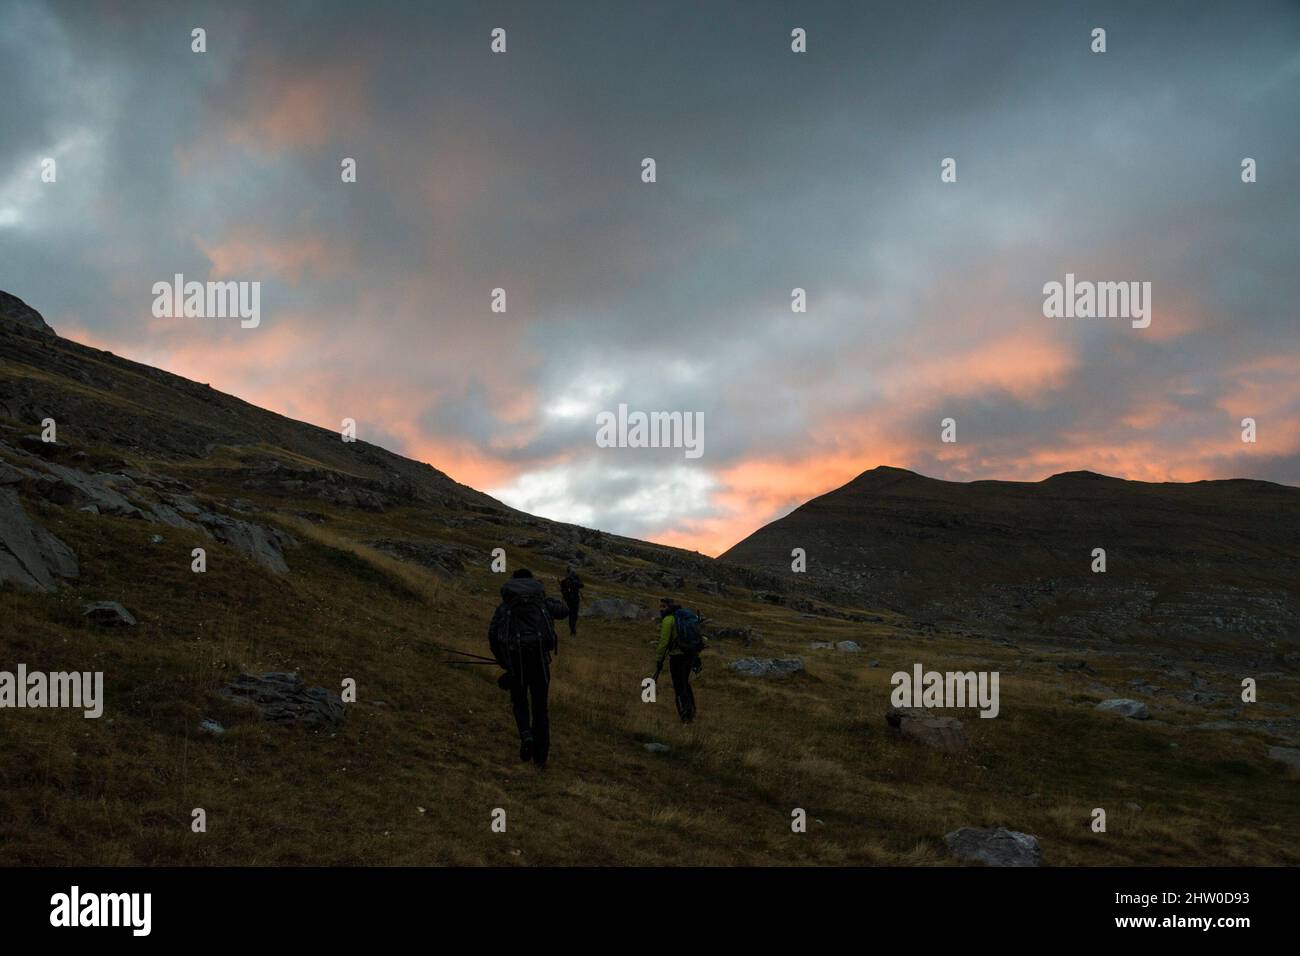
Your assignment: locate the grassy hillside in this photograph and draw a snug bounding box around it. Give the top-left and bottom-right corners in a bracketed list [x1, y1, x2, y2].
[1, 317, 1298, 866]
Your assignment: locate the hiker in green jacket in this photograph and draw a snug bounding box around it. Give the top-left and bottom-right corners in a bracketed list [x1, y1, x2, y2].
[653, 598, 703, 723]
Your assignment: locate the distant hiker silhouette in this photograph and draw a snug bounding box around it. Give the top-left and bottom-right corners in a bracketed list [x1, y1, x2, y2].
[653, 598, 705, 724]
[559, 566, 584, 636]
[488, 569, 566, 769]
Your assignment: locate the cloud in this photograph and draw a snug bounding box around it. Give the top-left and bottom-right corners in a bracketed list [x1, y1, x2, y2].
[5, 0, 1299, 556]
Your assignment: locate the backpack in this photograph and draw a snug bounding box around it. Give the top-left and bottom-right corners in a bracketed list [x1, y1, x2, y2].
[672, 607, 705, 654]
[500, 578, 558, 655]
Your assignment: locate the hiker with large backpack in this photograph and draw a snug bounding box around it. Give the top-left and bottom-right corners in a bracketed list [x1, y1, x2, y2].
[488, 569, 566, 769]
[653, 598, 706, 724]
[559, 566, 584, 636]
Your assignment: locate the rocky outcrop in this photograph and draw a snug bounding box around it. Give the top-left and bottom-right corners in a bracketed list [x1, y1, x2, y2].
[197, 511, 294, 574]
[945, 827, 1042, 867]
[1096, 698, 1150, 720]
[32, 463, 147, 519]
[0, 487, 78, 591]
[368, 538, 472, 575]
[729, 657, 805, 678]
[583, 597, 652, 620]
[0, 291, 56, 335]
[219, 672, 345, 727]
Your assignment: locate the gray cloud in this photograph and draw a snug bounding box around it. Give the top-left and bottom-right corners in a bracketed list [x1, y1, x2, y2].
[2, 0, 1297, 551]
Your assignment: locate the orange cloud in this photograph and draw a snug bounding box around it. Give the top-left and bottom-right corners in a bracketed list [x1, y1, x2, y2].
[195, 229, 352, 286]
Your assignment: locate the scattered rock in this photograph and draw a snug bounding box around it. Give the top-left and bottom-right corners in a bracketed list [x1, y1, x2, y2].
[945, 827, 1043, 867]
[83, 601, 136, 626]
[219, 672, 345, 727]
[583, 597, 651, 620]
[886, 706, 969, 751]
[729, 657, 804, 678]
[0, 487, 79, 591]
[1096, 698, 1150, 720]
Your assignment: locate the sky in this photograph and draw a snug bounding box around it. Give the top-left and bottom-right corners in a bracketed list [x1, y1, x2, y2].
[1, 0, 1297, 556]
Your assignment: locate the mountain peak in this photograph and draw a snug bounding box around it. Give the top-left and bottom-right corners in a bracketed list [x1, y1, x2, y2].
[1043, 470, 1118, 482]
[852, 465, 921, 481]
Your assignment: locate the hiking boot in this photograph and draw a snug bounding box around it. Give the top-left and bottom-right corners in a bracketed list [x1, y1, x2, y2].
[519, 734, 534, 763]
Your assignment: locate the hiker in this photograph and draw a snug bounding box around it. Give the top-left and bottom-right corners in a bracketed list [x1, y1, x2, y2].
[488, 569, 566, 769]
[653, 598, 705, 724]
[559, 566, 584, 636]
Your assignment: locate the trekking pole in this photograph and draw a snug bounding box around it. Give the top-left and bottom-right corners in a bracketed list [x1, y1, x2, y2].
[423, 640, 498, 664]
[441, 659, 500, 666]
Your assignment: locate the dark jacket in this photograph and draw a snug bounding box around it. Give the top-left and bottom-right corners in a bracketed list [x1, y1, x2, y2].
[560, 572, 584, 602]
[488, 577, 565, 670]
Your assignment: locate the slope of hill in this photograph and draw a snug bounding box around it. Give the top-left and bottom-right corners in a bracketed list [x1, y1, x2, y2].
[2, 295, 1298, 866]
[721, 466, 1300, 647]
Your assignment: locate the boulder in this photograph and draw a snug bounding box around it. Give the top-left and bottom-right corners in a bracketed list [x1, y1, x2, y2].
[83, 601, 137, 626]
[836, 641, 862, 653]
[583, 597, 651, 620]
[1096, 698, 1150, 720]
[729, 657, 804, 678]
[219, 672, 345, 727]
[886, 706, 968, 751]
[197, 512, 293, 573]
[0, 487, 79, 591]
[643, 742, 671, 753]
[945, 827, 1042, 867]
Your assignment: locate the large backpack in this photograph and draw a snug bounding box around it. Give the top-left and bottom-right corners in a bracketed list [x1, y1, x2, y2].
[500, 578, 558, 655]
[672, 607, 705, 654]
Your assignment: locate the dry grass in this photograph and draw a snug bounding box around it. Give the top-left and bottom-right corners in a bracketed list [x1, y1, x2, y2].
[1, 493, 1297, 866]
